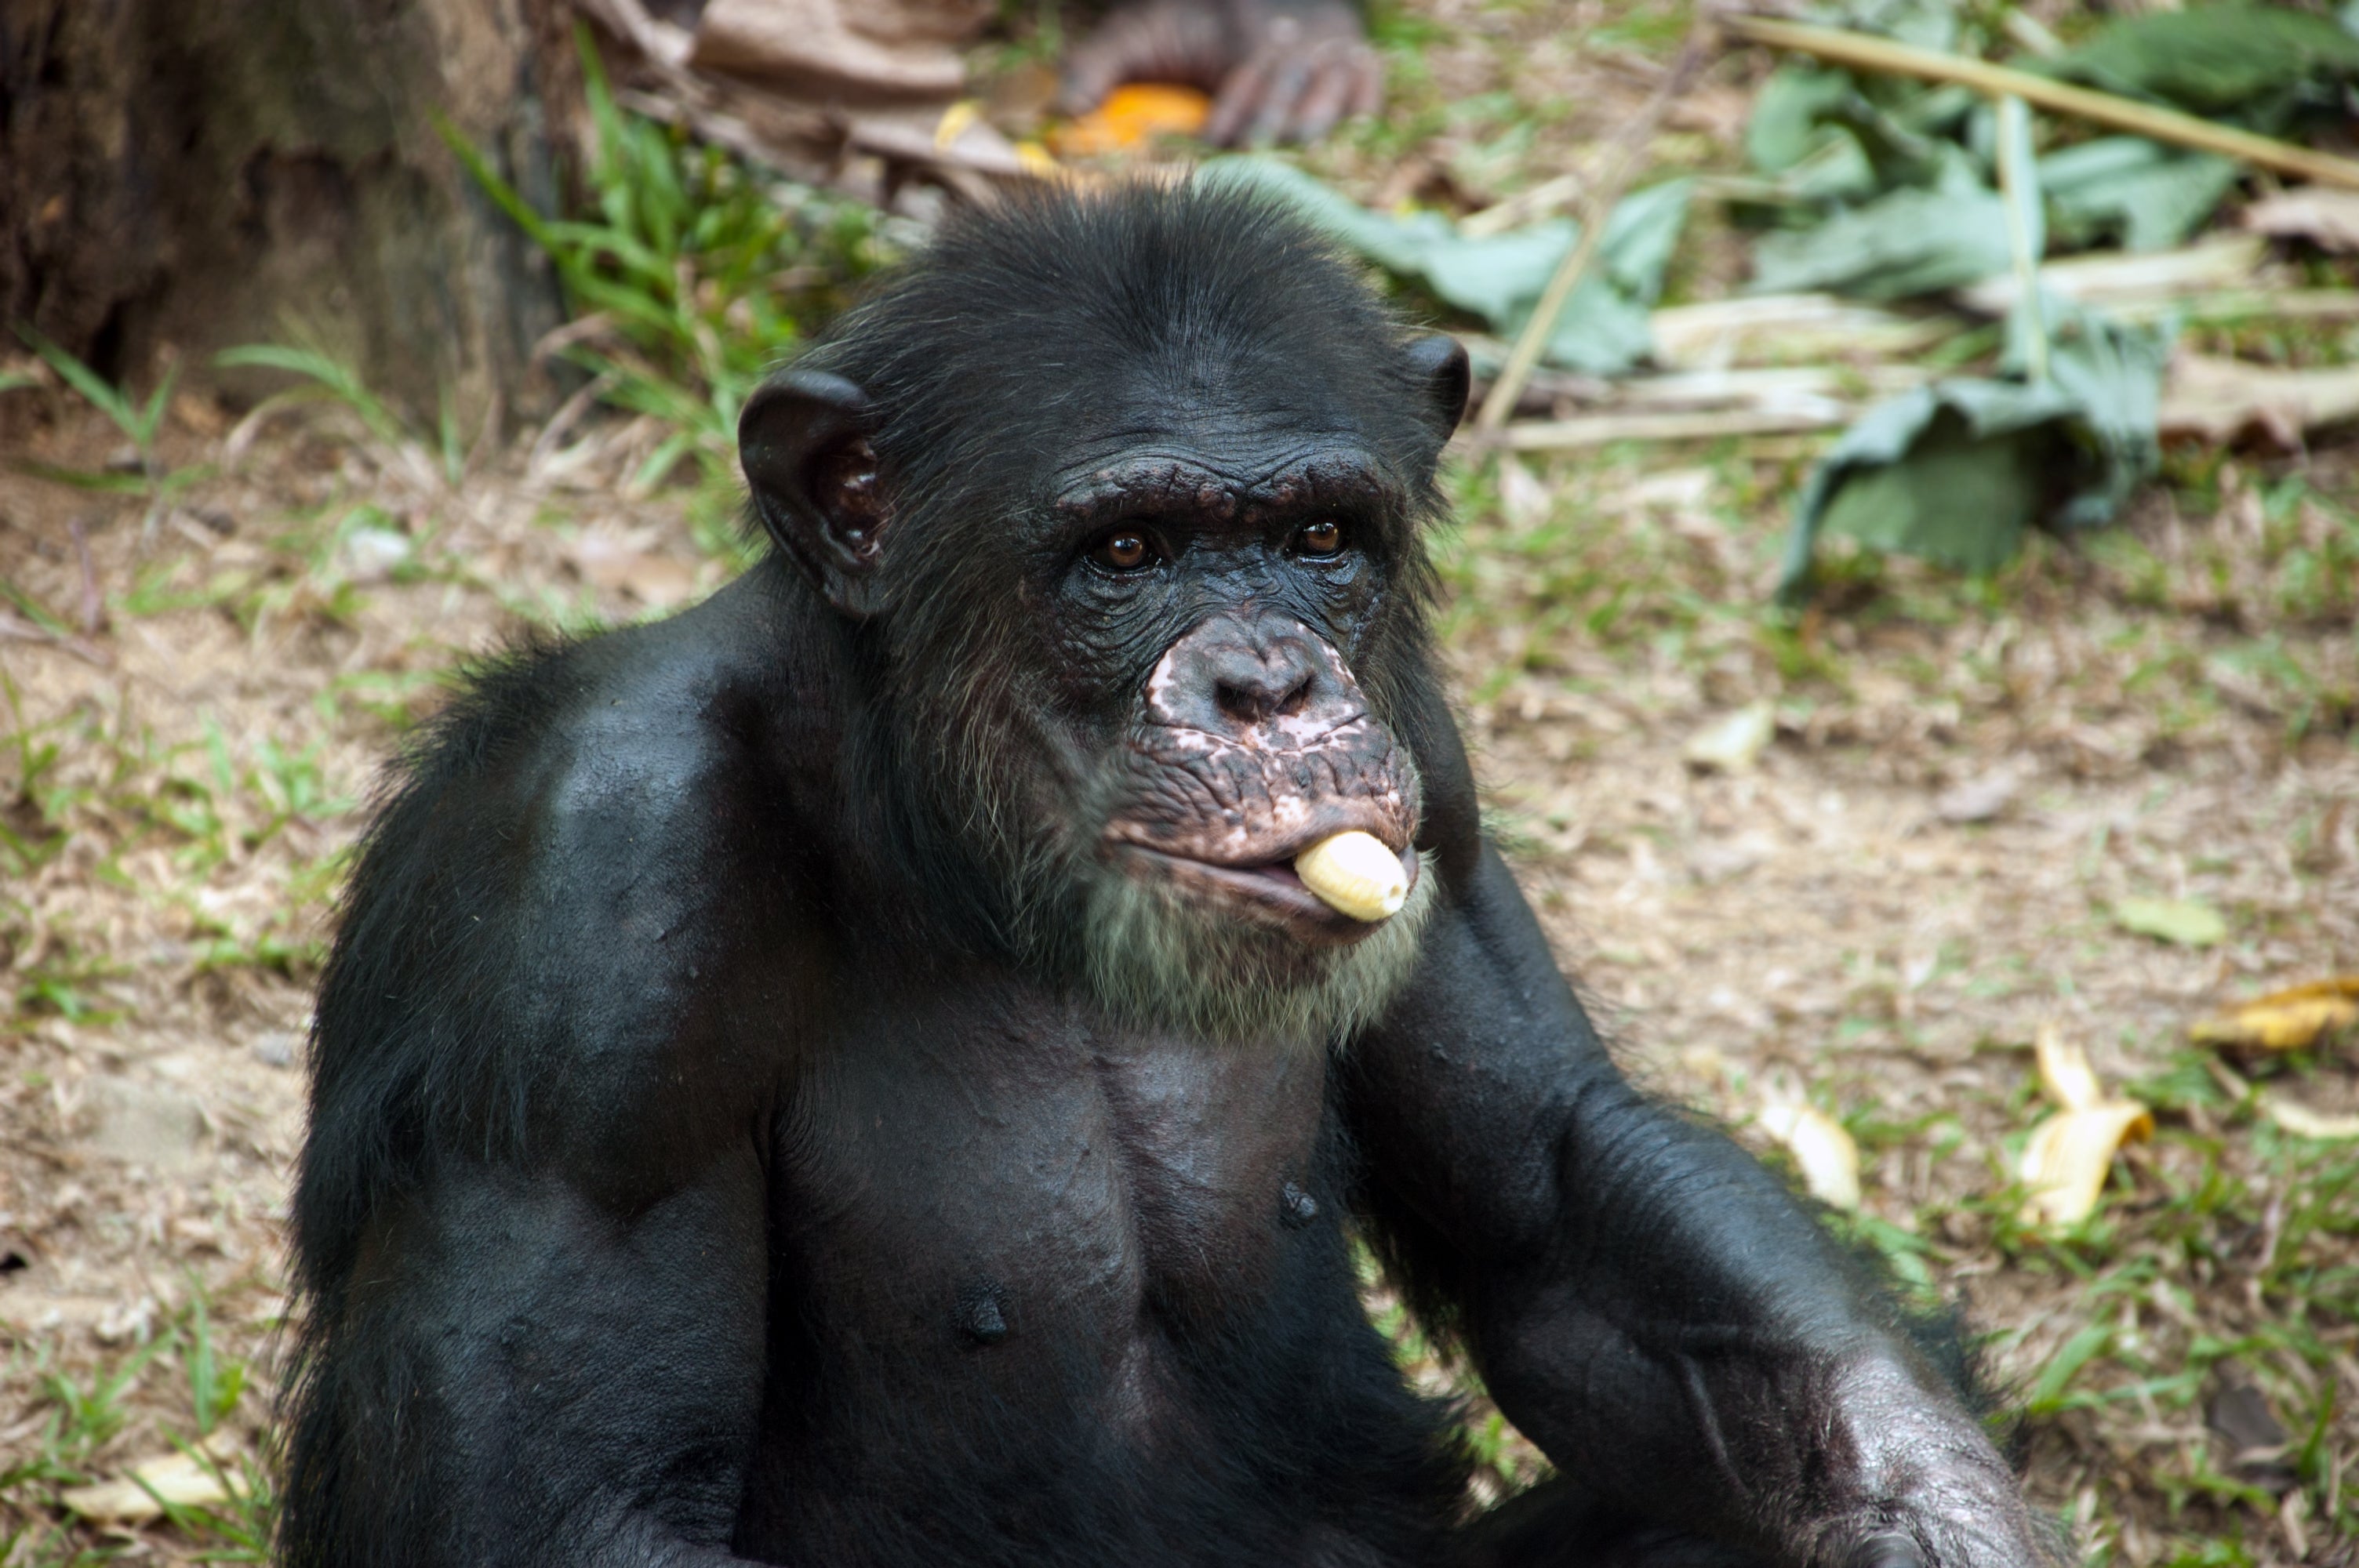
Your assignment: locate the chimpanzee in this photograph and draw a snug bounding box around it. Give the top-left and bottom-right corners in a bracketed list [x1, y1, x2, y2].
[282, 181, 2057, 1568]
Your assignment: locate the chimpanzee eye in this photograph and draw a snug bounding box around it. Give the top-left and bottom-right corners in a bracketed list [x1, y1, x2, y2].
[1294, 519, 1345, 558]
[1089, 530, 1159, 573]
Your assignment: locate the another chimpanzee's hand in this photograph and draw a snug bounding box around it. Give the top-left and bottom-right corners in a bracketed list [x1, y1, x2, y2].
[1057, 0, 1383, 147]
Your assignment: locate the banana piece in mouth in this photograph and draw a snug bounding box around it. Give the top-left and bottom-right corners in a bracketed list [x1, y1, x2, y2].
[1293, 831, 1408, 922]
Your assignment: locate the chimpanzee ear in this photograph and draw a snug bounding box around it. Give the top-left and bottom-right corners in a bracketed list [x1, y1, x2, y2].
[1402, 335, 1470, 443]
[740, 370, 892, 619]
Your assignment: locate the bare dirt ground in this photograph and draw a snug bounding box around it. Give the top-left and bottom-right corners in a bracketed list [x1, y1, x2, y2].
[5, 2, 2359, 1563]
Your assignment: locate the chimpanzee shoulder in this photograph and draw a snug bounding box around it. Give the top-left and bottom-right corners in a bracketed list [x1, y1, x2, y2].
[296, 574, 813, 1278]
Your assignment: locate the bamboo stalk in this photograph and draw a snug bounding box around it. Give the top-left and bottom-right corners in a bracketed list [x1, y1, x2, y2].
[1472, 28, 1717, 437]
[1992, 96, 2048, 383]
[1720, 13, 2359, 193]
[1493, 408, 1847, 449]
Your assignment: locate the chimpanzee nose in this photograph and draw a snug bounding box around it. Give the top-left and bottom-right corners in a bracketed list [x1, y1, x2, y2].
[1213, 654, 1314, 727]
[1145, 617, 1361, 743]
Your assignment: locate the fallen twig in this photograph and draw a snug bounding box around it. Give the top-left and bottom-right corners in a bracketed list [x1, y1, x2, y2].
[70, 518, 105, 637]
[1721, 13, 2359, 193]
[2171, 289, 2359, 324]
[1650, 293, 1956, 366]
[0, 609, 112, 669]
[1461, 170, 1587, 240]
[1957, 233, 2265, 316]
[1492, 407, 1845, 449]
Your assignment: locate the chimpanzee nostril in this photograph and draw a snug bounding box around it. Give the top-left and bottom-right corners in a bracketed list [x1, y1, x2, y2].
[1216, 673, 1314, 726]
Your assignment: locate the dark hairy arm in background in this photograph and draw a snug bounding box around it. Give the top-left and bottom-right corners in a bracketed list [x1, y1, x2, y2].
[1060, 0, 1382, 145]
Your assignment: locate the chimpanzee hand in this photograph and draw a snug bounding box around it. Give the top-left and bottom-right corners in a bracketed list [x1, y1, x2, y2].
[1058, 0, 1383, 146]
[1798, 1356, 2065, 1568]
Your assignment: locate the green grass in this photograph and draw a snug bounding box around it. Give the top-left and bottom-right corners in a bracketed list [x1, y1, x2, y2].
[0, 1291, 273, 1564]
[440, 26, 885, 560]
[8, 331, 209, 533]
[1, 667, 358, 1033]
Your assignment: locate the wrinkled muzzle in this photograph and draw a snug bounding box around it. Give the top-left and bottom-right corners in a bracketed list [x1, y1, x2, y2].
[1104, 615, 1419, 888]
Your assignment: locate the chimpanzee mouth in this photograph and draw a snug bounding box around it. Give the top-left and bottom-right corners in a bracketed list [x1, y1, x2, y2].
[1114, 841, 1419, 946]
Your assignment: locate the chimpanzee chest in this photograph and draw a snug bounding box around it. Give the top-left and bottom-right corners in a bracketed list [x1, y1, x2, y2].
[769, 987, 1337, 1414]
[736, 992, 1450, 1563]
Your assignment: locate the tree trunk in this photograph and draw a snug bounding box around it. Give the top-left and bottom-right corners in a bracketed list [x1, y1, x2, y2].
[1, 0, 583, 423]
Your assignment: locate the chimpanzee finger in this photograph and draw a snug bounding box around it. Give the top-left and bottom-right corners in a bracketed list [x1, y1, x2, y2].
[1057, 0, 1227, 115]
[1244, 55, 1316, 147]
[1205, 56, 1275, 147]
[1057, 46, 1128, 117]
[1289, 58, 1354, 144]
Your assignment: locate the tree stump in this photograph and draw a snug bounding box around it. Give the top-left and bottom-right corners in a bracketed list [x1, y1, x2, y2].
[1, 0, 583, 422]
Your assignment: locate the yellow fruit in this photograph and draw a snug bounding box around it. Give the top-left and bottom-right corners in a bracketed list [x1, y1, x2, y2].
[1295, 831, 1408, 922]
[1049, 84, 1212, 157]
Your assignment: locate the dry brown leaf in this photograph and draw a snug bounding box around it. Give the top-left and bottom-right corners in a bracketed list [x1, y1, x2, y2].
[1933, 759, 2026, 824]
[2034, 1022, 2103, 1112]
[2019, 1025, 2152, 1226]
[60, 1433, 245, 1523]
[2190, 977, 2359, 1052]
[2160, 354, 2359, 449]
[566, 538, 699, 607]
[2263, 1095, 2359, 1141]
[1757, 1101, 1862, 1210]
[1683, 702, 1775, 774]
[2243, 188, 2359, 253]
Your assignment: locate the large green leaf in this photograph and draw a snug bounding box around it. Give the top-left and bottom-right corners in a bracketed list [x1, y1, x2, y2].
[1744, 67, 1882, 202]
[1205, 158, 1692, 376]
[2040, 5, 2359, 117]
[2040, 137, 2241, 254]
[1775, 306, 2172, 600]
[1748, 155, 2012, 299]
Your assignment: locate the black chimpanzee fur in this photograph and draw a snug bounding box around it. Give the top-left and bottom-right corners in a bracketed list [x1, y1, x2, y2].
[280, 181, 2056, 1568]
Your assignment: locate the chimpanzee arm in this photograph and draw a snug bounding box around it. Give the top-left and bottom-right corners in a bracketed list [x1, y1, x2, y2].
[285, 1154, 771, 1566]
[282, 626, 788, 1566]
[1343, 842, 2051, 1568]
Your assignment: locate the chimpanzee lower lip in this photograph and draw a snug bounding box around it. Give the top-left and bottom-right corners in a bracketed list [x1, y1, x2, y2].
[1112, 843, 1414, 945]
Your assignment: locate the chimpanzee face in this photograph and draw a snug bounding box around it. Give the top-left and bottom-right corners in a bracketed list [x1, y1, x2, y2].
[1045, 434, 1424, 946]
[738, 186, 1468, 1044]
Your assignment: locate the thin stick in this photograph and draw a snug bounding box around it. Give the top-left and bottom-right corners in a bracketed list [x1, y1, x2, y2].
[1721, 13, 2359, 193]
[70, 517, 105, 637]
[1473, 28, 1717, 437]
[0, 612, 111, 668]
[1497, 407, 1845, 449]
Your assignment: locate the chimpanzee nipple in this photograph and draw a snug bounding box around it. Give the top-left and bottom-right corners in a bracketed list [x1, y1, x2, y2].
[955, 1281, 1009, 1345]
[1280, 1181, 1320, 1227]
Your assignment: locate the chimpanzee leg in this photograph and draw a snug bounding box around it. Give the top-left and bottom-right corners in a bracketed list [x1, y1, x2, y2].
[1450, 1482, 1773, 1568]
